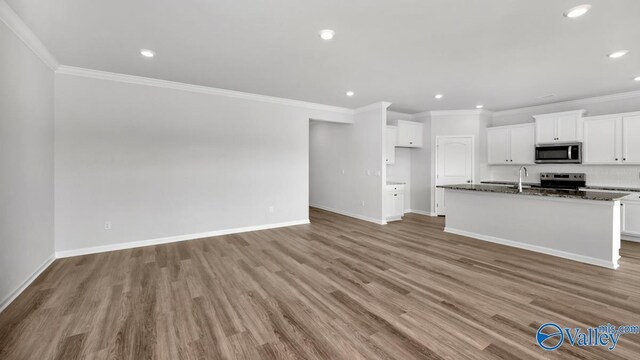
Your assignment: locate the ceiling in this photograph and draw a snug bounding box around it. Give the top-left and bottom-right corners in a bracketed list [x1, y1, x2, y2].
[6, 0, 640, 113]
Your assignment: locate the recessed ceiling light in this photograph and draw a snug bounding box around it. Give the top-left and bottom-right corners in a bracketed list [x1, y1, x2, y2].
[564, 4, 592, 18]
[608, 50, 629, 59]
[476, 105, 484, 109]
[346, 91, 355, 97]
[319, 29, 335, 40]
[140, 49, 155, 58]
[434, 94, 444, 99]
[634, 76, 640, 81]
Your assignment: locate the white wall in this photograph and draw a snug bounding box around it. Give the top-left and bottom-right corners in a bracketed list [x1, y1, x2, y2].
[409, 113, 432, 214]
[487, 95, 640, 188]
[0, 18, 54, 309]
[54, 73, 350, 254]
[310, 103, 388, 223]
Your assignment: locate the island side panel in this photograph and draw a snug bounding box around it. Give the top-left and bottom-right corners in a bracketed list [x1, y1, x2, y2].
[443, 189, 620, 269]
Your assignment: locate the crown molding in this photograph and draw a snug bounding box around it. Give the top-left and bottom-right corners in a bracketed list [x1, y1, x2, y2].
[0, 0, 59, 71]
[429, 109, 490, 117]
[56, 65, 355, 115]
[411, 110, 431, 119]
[354, 101, 392, 114]
[494, 90, 640, 117]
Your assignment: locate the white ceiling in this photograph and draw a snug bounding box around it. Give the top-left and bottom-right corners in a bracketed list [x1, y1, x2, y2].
[6, 0, 640, 113]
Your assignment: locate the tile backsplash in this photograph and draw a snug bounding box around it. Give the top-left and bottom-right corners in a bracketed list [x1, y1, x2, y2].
[484, 165, 640, 189]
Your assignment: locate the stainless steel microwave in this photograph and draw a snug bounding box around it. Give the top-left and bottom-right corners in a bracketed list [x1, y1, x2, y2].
[535, 143, 582, 164]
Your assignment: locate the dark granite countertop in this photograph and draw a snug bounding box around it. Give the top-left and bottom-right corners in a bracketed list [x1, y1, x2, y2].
[439, 184, 629, 201]
[584, 185, 640, 192]
[481, 181, 640, 193]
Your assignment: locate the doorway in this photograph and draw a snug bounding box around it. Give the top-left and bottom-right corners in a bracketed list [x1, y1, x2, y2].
[435, 136, 474, 216]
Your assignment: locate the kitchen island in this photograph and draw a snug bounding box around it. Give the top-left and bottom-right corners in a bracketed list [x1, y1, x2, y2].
[438, 184, 629, 269]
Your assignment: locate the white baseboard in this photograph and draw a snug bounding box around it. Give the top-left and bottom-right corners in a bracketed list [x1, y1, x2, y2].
[622, 235, 640, 243]
[0, 254, 55, 313]
[55, 219, 310, 258]
[407, 209, 438, 217]
[444, 227, 618, 269]
[310, 205, 386, 225]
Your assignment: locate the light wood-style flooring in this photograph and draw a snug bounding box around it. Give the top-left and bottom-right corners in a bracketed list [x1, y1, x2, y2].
[1, 208, 640, 359]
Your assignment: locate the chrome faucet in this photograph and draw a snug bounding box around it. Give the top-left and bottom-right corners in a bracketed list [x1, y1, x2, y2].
[518, 166, 528, 193]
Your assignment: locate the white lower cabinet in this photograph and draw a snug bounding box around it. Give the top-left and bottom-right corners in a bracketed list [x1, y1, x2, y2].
[385, 184, 405, 221]
[622, 199, 640, 238]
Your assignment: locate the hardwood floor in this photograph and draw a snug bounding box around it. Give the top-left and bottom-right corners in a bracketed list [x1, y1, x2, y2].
[2, 208, 640, 359]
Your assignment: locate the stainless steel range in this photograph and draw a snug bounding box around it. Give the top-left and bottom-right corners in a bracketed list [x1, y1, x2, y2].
[531, 173, 586, 190]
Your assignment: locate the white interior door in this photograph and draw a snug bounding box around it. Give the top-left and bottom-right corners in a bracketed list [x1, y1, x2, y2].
[435, 136, 474, 216]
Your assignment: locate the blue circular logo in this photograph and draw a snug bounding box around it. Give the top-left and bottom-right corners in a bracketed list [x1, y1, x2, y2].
[536, 322, 564, 351]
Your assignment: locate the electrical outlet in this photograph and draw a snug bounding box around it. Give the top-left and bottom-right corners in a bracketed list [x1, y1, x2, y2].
[268, 206, 275, 213]
[104, 221, 112, 230]
[366, 170, 371, 176]
[341, 169, 345, 175]
[361, 201, 365, 207]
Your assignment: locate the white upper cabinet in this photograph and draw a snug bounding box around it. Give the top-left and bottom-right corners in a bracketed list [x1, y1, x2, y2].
[487, 127, 509, 164]
[385, 126, 397, 165]
[487, 123, 535, 165]
[622, 115, 640, 164]
[535, 117, 557, 144]
[510, 124, 536, 164]
[583, 112, 640, 165]
[534, 110, 585, 144]
[391, 120, 423, 148]
[583, 115, 621, 164]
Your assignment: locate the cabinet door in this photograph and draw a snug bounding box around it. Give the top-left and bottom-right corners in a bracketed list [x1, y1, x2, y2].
[509, 124, 536, 164]
[384, 191, 395, 219]
[535, 117, 557, 144]
[392, 192, 404, 217]
[622, 115, 640, 164]
[622, 202, 640, 236]
[406, 122, 423, 147]
[556, 114, 579, 142]
[385, 126, 397, 165]
[396, 121, 423, 147]
[583, 116, 621, 164]
[487, 127, 509, 164]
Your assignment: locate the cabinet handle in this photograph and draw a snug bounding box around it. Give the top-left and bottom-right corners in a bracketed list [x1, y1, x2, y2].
[409, 142, 413, 144]
[616, 158, 619, 161]
[394, 194, 398, 197]
[623, 158, 627, 161]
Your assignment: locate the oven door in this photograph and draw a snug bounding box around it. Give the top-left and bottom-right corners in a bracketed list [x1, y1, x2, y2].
[535, 144, 581, 163]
